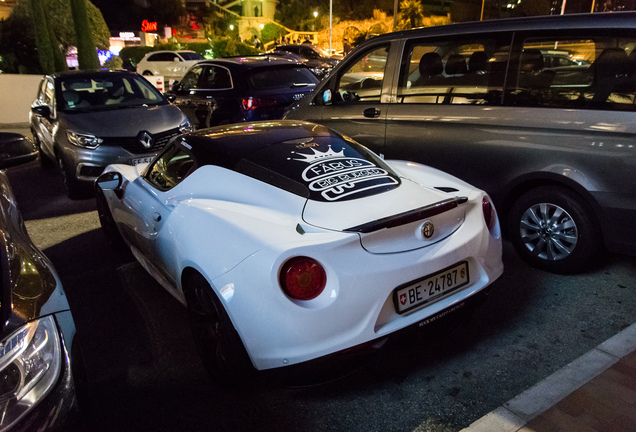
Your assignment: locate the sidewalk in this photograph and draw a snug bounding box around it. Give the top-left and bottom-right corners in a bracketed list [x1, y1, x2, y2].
[462, 322, 636, 432]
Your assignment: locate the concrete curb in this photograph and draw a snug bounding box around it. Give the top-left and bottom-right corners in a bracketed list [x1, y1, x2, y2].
[460, 322, 636, 432]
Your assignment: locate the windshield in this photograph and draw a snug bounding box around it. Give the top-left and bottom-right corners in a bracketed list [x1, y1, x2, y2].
[58, 75, 166, 112]
[179, 52, 204, 61]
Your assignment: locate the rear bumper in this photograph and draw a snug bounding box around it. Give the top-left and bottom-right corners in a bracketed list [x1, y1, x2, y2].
[262, 288, 490, 385]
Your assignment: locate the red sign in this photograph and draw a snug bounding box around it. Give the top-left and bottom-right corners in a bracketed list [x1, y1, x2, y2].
[141, 20, 157, 32]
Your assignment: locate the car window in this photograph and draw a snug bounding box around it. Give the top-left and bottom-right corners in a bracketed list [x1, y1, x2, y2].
[397, 36, 510, 105]
[506, 32, 636, 111]
[200, 66, 233, 90]
[247, 66, 318, 90]
[178, 65, 203, 89]
[43, 78, 55, 108]
[334, 45, 390, 103]
[145, 144, 197, 191]
[178, 52, 204, 61]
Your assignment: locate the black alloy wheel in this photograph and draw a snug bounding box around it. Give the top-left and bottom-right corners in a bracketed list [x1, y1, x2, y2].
[184, 272, 255, 386]
[508, 186, 600, 274]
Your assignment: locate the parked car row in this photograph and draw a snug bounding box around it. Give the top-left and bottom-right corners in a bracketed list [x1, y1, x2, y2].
[15, 11, 636, 400]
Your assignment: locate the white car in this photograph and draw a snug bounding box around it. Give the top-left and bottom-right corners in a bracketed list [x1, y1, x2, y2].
[136, 50, 204, 82]
[95, 120, 503, 384]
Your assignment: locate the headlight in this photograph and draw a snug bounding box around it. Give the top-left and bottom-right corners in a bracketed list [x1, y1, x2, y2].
[0, 316, 62, 431]
[66, 130, 102, 149]
[179, 119, 194, 133]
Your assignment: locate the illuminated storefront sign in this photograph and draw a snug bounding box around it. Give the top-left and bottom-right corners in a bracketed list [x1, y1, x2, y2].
[141, 20, 157, 32]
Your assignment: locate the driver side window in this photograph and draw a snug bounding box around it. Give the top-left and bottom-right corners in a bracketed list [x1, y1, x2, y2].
[335, 45, 389, 103]
[145, 144, 196, 191]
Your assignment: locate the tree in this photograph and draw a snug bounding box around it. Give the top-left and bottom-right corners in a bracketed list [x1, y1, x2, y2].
[70, 0, 100, 69]
[28, 0, 56, 73]
[397, 0, 427, 30]
[49, 0, 110, 52]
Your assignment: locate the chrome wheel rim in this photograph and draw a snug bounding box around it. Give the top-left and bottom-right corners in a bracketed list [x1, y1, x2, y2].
[519, 202, 578, 261]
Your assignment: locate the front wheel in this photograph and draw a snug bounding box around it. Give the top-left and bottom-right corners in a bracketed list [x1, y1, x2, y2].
[508, 186, 601, 274]
[56, 153, 88, 199]
[32, 131, 53, 168]
[184, 273, 255, 386]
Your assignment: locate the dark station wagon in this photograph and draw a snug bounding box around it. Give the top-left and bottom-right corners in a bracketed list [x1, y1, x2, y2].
[168, 56, 319, 130]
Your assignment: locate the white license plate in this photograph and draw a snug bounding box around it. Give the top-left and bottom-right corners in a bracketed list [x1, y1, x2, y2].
[131, 156, 153, 166]
[394, 261, 469, 315]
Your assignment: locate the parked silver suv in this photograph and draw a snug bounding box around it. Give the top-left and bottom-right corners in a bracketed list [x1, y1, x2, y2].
[30, 70, 192, 198]
[286, 12, 636, 273]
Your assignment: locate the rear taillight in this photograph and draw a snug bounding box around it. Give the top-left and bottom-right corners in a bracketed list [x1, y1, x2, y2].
[280, 257, 326, 300]
[242, 97, 278, 111]
[482, 196, 496, 232]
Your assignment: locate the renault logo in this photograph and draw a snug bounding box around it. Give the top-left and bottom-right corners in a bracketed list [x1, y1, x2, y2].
[421, 221, 435, 239]
[138, 131, 153, 149]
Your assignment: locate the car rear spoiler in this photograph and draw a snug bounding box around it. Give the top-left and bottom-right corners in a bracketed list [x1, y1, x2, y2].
[343, 196, 468, 233]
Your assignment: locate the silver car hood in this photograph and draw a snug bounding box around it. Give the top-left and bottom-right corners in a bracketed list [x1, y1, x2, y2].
[58, 104, 185, 137]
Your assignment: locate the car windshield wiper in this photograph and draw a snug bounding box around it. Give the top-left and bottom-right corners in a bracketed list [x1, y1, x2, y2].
[291, 82, 316, 87]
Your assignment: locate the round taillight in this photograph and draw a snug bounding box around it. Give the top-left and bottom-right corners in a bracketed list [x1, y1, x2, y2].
[280, 257, 326, 301]
[482, 196, 496, 232]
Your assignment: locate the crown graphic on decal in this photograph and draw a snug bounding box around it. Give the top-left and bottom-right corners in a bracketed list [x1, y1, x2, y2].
[290, 146, 346, 164]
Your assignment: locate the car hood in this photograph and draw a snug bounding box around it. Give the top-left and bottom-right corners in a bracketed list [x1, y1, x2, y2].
[59, 104, 185, 137]
[302, 178, 467, 254]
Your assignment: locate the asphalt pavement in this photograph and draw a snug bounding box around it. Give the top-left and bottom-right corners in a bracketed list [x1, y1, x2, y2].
[3, 131, 636, 431]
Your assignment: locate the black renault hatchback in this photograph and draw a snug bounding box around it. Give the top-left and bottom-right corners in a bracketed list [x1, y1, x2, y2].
[167, 56, 319, 129]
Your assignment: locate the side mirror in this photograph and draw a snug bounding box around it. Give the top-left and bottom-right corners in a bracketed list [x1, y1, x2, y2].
[96, 171, 123, 198]
[322, 89, 332, 106]
[174, 57, 181, 62]
[0, 133, 38, 169]
[31, 105, 51, 118]
[166, 94, 177, 103]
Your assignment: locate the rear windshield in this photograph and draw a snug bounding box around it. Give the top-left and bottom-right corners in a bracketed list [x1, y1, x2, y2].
[237, 136, 400, 202]
[247, 67, 319, 91]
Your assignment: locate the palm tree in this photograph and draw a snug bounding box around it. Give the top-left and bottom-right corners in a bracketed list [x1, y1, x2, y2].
[398, 0, 426, 30]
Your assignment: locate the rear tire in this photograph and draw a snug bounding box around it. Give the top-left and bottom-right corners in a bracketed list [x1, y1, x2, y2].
[142, 71, 153, 76]
[184, 272, 255, 386]
[508, 186, 600, 274]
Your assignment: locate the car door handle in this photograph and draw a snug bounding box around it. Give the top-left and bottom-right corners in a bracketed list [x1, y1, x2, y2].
[363, 107, 381, 118]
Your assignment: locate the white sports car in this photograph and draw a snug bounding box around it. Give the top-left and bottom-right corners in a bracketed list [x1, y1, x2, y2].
[95, 120, 503, 383]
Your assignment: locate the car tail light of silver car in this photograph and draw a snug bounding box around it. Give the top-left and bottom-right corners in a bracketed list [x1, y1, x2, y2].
[242, 97, 278, 111]
[66, 130, 103, 149]
[279, 256, 327, 300]
[0, 316, 62, 430]
[482, 196, 496, 233]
